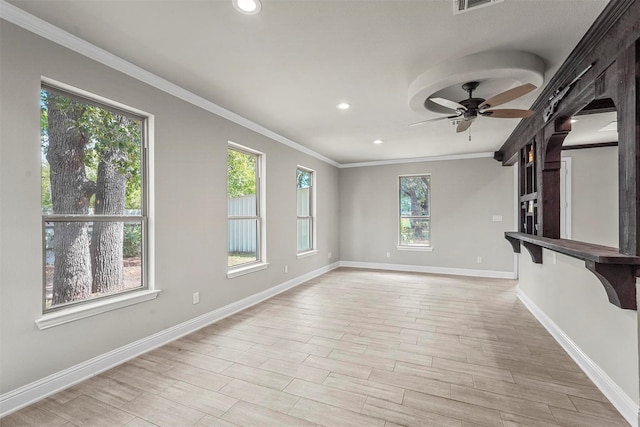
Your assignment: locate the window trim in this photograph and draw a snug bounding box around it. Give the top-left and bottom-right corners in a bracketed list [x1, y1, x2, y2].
[36, 289, 161, 330]
[296, 165, 316, 257]
[227, 142, 268, 277]
[398, 173, 432, 249]
[38, 78, 155, 322]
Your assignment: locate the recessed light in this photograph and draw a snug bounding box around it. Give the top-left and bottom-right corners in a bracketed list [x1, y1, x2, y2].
[233, 0, 261, 15]
[373, 139, 384, 144]
[336, 102, 351, 110]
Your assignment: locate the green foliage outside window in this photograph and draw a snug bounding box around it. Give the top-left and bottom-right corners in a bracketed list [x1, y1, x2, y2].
[227, 149, 257, 198]
[297, 168, 311, 189]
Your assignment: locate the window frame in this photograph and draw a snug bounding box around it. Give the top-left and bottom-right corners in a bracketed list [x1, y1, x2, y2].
[38, 79, 157, 328]
[296, 166, 317, 258]
[397, 173, 433, 251]
[227, 142, 268, 278]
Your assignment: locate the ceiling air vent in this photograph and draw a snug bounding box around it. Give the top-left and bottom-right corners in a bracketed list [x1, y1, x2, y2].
[454, 0, 504, 15]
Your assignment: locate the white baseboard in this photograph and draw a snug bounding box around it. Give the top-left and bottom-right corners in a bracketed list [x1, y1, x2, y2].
[339, 260, 517, 279]
[517, 289, 639, 427]
[0, 261, 340, 417]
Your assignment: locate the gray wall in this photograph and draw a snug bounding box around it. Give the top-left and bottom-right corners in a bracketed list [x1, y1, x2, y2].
[339, 157, 515, 274]
[518, 146, 638, 404]
[568, 147, 618, 246]
[0, 21, 340, 394]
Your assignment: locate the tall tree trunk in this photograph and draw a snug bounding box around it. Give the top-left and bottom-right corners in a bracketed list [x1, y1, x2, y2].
[409, 189, 423, 237]
[46, 94, 95, 304]
[91, 144, 128, 293]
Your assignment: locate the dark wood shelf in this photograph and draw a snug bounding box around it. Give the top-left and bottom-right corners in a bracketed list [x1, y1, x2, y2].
[519, 192, 538, 202]
[506, 232, 640, 264]
[505, 232, 640, 310]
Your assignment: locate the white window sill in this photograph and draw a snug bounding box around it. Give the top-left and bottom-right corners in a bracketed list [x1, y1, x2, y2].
[36, 289, 161, 330]
[297, 249, 318, 259]
[397, 245, 433, 252]
[227, 262, 269, 279]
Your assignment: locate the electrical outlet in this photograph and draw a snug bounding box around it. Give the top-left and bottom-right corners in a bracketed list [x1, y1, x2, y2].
[192, 292, 200, 304]
[476, 257, 482, 264]
[386, 252, 391, 258]
[328, 252, 332, 259]
[284, 265, 288, 273]
[492, 215, 503, 222]
[552, 253, 557, 265]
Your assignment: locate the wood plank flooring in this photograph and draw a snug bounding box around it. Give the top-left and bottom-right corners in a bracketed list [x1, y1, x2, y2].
[1, 268, 629, 426]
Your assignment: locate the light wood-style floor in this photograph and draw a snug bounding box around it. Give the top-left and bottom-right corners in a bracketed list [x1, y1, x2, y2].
[2, 268, 629, 426]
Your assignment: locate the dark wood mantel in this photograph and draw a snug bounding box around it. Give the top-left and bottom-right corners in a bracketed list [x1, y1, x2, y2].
[505, 232, 640, 310]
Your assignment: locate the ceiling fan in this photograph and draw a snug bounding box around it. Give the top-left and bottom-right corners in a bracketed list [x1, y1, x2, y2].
[410, 81, 537, 133]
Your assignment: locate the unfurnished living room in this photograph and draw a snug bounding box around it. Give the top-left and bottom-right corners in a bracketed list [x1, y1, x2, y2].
[1, 0, 639, 426]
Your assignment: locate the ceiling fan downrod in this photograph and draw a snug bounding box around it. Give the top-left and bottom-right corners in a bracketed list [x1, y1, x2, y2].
[462, 81, 479, 98]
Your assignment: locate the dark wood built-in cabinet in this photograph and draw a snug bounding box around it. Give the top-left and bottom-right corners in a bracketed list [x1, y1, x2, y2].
[519, 141, 538, 235]
[495, 0, 640, 310]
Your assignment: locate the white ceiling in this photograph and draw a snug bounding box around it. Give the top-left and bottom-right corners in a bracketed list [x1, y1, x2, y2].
[564, 112, 618, 146]
[6, 0, 611, 165]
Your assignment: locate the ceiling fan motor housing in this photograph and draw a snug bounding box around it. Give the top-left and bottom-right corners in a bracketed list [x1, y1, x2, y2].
[460, 81, 483, 120]
[461, 98, 484, 120]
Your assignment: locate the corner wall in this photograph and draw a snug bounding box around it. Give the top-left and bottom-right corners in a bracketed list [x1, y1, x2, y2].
[338, 157, 515, 276]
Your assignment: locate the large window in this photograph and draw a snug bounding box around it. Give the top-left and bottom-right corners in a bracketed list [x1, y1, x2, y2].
[227, 144, 264, 272]
[399, 174, 431, 248]
[41, 84, 148, 312]
[296, 167, 315, 254]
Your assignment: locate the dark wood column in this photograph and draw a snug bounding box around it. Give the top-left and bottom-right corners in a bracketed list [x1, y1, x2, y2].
[617, 40, 640, 255]
[592, 39, 640, 255]
[537, 118, 571, 239]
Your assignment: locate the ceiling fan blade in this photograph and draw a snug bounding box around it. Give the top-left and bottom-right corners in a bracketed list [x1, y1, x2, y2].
[409, 115, 460, 127]
[430, 97, 466, 112]
[479, 83, 537, 110]
[482, 109, 535, 118]
[456, 120, 473, 133]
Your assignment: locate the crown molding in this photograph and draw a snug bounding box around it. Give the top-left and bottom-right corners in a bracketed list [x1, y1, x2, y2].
[0, 0, 340, 168]
[339, 152, 494, 168]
